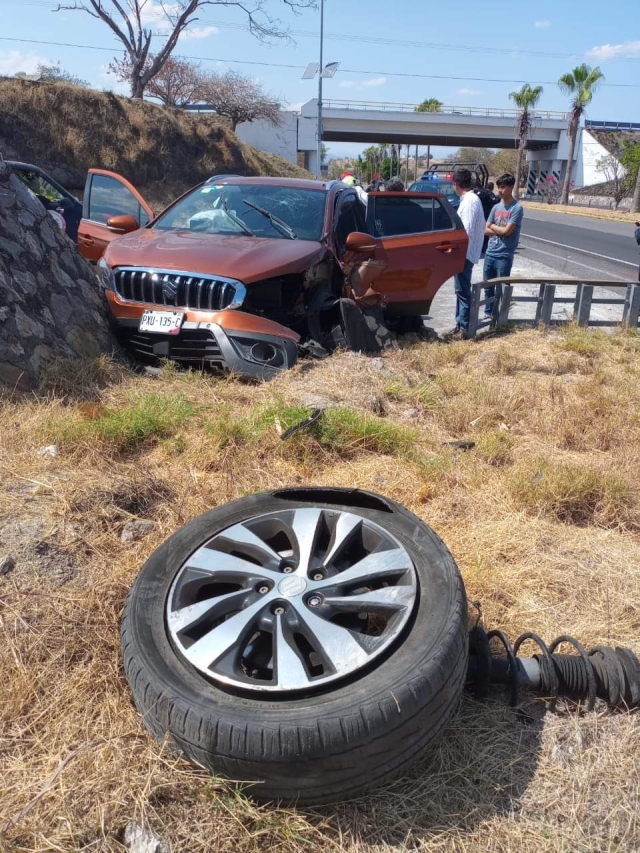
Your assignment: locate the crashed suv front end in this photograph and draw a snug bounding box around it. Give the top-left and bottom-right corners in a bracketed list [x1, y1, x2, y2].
[102, 264, 301, 380]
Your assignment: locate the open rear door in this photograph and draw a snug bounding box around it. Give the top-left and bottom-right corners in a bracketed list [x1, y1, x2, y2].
[78, 169, 154, 261]
[359, 192, 468, 315]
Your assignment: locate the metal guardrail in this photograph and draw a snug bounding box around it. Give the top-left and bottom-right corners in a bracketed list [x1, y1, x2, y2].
[322, 99, 567, 120]
[467, 278, 640, 338]
[585, 120, 640, 132]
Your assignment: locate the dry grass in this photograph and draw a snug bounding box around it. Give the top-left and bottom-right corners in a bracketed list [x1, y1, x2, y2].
[0, 79, 312, 208]
[1, 326, 639, 853]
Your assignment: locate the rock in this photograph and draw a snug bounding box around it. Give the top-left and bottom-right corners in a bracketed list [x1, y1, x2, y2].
[368, 356, 394, 377]
[123, 821, 169, 853]
[298, 392, 332, 409]
[37, 444, 58, 458]
[0, 554, 16, 576]
[121, 520, 156, 544]
[365, 394, 386, 416]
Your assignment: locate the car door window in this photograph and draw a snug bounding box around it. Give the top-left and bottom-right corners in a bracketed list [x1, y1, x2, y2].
[88, 174, 147, 225]
[368, 196, 454, 238]
[16, 170, 64, 204]
[334, 193, 367, 254]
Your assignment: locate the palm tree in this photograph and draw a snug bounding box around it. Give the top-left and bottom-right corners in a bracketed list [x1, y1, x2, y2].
[558, 64, 605, 205]
[509, 84, 543, 199]
[415, 98, 443, 113]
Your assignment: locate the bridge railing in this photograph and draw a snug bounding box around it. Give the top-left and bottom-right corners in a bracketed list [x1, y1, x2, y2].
[322, 99, 567, 120]
[467, 278, 640, 338]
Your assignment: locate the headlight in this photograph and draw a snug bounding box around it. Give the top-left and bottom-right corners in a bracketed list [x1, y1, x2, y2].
[97, 257, 115, 291]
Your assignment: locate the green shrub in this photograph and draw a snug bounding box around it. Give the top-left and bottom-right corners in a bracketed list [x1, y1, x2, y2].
[42, 393, 196, 453]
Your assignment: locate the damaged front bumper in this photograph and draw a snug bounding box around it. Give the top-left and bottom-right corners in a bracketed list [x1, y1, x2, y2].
[107, 292, 299, 380]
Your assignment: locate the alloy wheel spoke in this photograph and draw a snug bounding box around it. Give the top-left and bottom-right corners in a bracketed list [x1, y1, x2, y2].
[274, 616, 311, 689]
[183, 597, 268, 671]
[323, 585, 415, 612]
[314, 548, 412, 590]
[185, 547, 283, 584]
[215, 523, 283, 568]
[289, 509, 323, 572]
[292, 602, 371, 675]
[322, 513, 362, 567]
[167, 508, 418, 693]
[168, 588, 248, 633]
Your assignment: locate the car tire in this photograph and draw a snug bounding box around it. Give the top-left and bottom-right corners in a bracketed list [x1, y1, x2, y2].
[121, 488, 468, 804]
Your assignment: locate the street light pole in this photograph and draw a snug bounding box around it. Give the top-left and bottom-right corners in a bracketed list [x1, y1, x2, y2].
[316, 0, 325, 179]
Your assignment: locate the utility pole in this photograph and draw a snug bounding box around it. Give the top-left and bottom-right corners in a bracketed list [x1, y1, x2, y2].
[316, 0, 324, 179]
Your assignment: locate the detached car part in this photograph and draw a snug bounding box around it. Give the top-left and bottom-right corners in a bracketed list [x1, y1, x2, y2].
[121, 488, 639, 804]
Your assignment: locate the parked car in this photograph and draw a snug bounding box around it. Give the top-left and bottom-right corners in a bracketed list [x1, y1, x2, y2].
[79, 171, 467, 378]
[7, 161, 83, 241]
[409, 163, 490, 211]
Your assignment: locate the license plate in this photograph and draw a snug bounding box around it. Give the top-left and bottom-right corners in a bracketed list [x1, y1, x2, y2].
[139, 310, 185, 335]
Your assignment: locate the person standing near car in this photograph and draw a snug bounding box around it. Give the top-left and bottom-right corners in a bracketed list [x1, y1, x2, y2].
[475, 180, 498, 254]
[449, 169, 485, 338]
[483, 174, 524, 318]
[635, 221, 640, 281]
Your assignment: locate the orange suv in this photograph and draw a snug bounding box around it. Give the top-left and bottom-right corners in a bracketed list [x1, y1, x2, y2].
[79, 170, 467, 379]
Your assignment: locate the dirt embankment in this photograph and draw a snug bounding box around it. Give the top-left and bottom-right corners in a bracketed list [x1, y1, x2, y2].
[0, 79, 311, 209]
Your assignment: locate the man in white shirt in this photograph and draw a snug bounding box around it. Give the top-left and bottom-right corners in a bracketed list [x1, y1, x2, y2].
[449, 169, 486, 338]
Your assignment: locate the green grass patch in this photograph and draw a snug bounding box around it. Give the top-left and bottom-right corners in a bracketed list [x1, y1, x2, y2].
[556, 324, 608, 358]
[205, 404, 267, 450]
[262, 401, 418, 458]
[41, 392, 197, 453]
[510, 458, 637, 529]
[475, 429, 515, 466]
[384, 379, 442, 410]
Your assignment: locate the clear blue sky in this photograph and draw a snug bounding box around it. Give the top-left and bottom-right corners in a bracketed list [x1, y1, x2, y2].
[1, 0, 639, 158]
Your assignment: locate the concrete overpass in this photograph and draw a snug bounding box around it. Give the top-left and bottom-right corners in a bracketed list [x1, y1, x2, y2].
[304, 99, 567, 151]
[231, 99, 606, 189]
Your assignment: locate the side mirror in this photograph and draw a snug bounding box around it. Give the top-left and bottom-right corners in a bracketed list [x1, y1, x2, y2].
[106, 214, 140, 234]
[345, 231, 376, 254]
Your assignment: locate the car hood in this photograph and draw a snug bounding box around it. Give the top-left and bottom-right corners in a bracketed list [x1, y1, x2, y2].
[103, 229, 328, 284]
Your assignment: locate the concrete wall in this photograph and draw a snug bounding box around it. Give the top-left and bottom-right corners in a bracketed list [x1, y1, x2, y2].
[235, 112, 299, 165]
[575, 130, 616, 187]
[526, 128, 622, 189]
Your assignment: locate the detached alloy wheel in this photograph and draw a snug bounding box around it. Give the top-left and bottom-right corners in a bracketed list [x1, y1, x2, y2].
[121, 488, 468, 804]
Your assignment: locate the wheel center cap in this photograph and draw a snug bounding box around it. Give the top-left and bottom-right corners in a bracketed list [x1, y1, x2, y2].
[278, 575, 308, 597]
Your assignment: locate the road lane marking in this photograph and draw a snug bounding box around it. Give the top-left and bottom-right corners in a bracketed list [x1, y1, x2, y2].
[519, 242, 629, 281]
[521, 233, 638, 268]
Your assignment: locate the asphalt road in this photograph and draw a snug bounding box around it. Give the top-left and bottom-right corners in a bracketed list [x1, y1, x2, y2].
[519, 208, 639, 283]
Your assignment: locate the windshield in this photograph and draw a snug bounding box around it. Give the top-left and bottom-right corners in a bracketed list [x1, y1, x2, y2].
[410, 180, 456, 196]
[154, 183, 327, 241]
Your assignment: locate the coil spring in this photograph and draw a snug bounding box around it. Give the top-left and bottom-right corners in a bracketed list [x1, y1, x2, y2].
[468, 625, 640, 712]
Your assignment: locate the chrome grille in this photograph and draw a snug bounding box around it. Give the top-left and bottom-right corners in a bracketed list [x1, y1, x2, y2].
[113, 268, 244, 311]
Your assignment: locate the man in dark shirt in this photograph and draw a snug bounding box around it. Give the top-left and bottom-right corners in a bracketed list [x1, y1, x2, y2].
[475, 181, 499, 255]
[635, 221, 640, 281]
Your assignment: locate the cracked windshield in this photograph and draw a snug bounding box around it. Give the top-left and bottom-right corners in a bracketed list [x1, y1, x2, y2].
[154, 183, 327, 241]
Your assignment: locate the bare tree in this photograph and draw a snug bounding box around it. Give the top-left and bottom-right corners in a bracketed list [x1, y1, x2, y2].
[36, 62, 90, 87]
[595, 154, 629, 209]
[109, 54, 202, 106]
[196, 69, 280, 131]
[57, 0, 314, 99]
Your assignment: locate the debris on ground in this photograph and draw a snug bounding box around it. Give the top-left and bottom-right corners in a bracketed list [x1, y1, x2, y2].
[280, 408, 323, 441]
[37, 445, 58, 458]
[121, 520, 156, 544]
[0, 554, 16, 576]
[123, 821, 169, 853]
